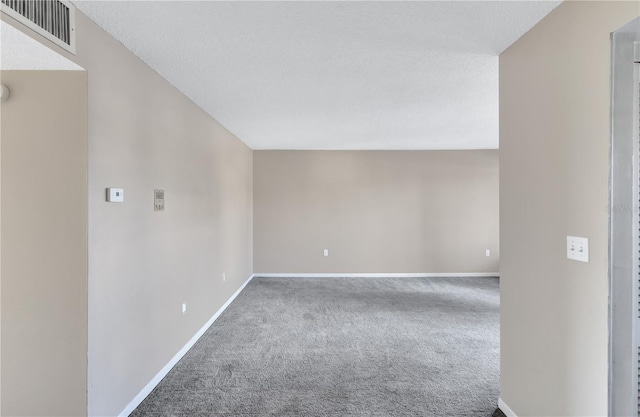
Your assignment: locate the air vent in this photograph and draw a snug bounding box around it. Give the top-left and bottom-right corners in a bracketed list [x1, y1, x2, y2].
[1, 0, 75, 54]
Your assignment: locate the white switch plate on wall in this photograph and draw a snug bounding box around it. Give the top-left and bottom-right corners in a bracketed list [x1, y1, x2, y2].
[567, 236, 589, 262]
[323, 249, 329, 257]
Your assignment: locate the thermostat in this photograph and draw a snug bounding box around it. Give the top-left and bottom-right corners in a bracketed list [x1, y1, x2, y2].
[154, 189, 165, 211]
[106, 188, 124, 203]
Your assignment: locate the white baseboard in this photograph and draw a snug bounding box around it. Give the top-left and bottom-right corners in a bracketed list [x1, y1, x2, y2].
[117, 274, 255, 417]
[116, 272, 497, 416]
[498, 398, 518, 417]
[253, 272, 500, 278]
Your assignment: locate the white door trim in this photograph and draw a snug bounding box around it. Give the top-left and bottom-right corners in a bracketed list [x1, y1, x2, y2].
[609, 17, 640, 417]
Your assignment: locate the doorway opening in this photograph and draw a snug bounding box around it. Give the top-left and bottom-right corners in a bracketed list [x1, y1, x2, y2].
[0, 16, 88, 417]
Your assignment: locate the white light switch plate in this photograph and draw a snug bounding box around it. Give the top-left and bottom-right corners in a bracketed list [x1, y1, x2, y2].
[567, 236, 589, 262]
[106, 188, 124, 203]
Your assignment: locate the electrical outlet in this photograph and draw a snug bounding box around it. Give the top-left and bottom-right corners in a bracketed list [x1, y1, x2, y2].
[182, 303, 187, 315]
[567, 236, 589, 262]
[222, 272, 226, 282]
[485, 249, 491, 257]
[323, 249, 329, 257]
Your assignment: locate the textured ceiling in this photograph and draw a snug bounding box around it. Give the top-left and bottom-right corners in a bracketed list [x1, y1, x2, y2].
[0, 20, 83, 70]
[74, 1, 560, 150]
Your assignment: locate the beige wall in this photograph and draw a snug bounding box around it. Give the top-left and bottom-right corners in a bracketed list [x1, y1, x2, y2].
[499, 2, 639, 416]
[1, 70, 88, 416]
[75, 13, 253, 417]
[254, 150, 499, 274]
[1, 10, 254, 417]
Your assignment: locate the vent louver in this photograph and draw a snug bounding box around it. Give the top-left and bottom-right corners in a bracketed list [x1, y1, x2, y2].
[1, 0, 75, 54]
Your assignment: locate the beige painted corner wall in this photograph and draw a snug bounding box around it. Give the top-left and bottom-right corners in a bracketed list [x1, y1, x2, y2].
[254, 150, 499, 274]
[1, 70, 88, 416]
[74, 13, 253, 417]
[499, 2, 639, 416]
[1, 11, 254, 417]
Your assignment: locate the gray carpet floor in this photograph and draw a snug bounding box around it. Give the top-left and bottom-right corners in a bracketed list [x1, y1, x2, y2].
[131, 277, 500, 416]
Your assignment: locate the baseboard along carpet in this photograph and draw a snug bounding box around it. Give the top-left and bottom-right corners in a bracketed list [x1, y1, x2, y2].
[131, 276, 500, 416]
